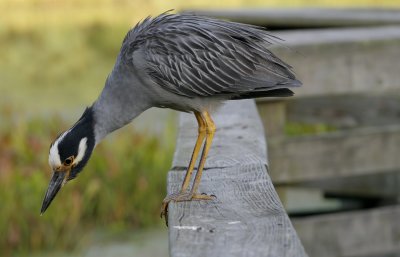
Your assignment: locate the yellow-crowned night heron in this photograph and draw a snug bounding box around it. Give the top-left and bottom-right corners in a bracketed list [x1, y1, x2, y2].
[41, 12, 301, 217]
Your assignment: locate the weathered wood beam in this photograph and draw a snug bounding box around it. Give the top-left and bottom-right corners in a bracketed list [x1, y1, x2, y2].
[292, 205, 400, 257]
[167, 100, 307, 257]
[268, 124, 400, 183]
[257, 99, 288, 138]
[285, 94, 400, 130]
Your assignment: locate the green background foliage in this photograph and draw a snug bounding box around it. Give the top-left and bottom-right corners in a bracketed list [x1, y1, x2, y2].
[0, 107, 174, 256]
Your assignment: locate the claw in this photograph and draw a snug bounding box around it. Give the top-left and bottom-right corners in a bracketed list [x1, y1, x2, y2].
[160, 192, 216, 226]
[160, 192, 193, 225]
[160, 202, 169, 226]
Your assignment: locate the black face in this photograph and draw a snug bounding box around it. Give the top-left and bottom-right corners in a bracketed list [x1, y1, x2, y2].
[41, 107, 96, 214]
[56, 127, 94, 181]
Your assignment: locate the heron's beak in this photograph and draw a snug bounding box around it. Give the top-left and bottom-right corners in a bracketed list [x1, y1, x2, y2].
[40, 171, 66, 215]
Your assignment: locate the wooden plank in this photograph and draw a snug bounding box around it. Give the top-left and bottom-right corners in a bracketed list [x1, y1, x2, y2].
[271, 26, 400, 97]
[274, 25, 400, 46]
[300, 170, 400, 199]
[183, 8, 400, 28]
[292, 205, 400, 257]
[284, 94, 400, 130]
[167, 100, 307, 257]
[268, 124, 400, 183]
[257, 99, 287, 138]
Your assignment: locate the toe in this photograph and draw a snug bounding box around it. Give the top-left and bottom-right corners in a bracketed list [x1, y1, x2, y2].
[192, 194, 215, 200]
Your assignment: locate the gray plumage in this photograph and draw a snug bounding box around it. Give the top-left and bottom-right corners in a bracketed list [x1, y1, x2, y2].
[93, 12, 300, 142]
[123, 13, 299, 98]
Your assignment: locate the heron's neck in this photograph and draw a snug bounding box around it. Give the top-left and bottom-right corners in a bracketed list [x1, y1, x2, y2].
[92, 64, 151, 144]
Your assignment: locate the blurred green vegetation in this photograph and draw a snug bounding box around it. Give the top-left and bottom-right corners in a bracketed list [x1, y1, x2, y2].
[0, 3, 179, 256]
[285, 122, 337, 136]
[0, 105, 175, 256]
[0, 23, 129, 112]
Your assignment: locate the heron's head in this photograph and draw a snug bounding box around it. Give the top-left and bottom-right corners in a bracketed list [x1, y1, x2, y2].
[41, 107, 95, 214]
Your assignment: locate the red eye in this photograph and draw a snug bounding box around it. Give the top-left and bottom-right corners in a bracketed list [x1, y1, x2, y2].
[64, 157, 73, 166]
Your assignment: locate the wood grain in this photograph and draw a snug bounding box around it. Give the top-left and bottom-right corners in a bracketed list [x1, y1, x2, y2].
[167, 100, 307, 257]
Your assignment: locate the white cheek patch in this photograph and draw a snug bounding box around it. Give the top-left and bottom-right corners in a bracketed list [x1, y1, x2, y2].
[48, 129, 87, 169]
[74, 137, 88, 165]
[49, 143, 62, 168]
[48, 130, 69, 168]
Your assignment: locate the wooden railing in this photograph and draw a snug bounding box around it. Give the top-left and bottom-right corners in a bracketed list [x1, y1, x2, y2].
[165, 100, 307, 257]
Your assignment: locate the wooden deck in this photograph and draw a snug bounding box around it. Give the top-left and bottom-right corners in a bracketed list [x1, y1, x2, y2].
[165, 100, 307, 257]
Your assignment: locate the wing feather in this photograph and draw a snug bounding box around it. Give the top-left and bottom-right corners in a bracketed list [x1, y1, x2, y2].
[121, 13, 300, 98]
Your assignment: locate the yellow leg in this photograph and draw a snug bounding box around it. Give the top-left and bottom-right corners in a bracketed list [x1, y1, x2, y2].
[190, 111, 216, 194]
[161, 111, 216, 221]
[180, 111, 206, 192]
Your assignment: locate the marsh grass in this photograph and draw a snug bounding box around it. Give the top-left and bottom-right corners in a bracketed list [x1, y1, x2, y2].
[0, 9, 176, 256]
[0, 106, 175, 256]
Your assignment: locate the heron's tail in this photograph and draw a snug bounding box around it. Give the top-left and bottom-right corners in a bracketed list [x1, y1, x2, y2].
[230, 79, 301, 100]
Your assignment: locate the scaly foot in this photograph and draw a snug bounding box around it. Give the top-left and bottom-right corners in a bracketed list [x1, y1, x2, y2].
[160, 192, 216, 224]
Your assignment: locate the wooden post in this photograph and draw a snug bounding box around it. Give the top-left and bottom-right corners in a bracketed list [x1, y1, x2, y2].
[257, 99, 287, 138]
[166, 100, 307, 257]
